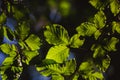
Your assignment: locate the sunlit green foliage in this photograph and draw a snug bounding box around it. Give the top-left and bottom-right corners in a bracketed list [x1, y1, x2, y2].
[0, 0, 120, 80]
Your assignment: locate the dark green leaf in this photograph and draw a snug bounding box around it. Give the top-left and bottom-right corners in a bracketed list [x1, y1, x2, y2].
[15, 22, 30, 40]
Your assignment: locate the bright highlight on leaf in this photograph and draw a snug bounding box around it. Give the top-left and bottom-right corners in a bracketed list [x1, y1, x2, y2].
[46, 45, 69, 63]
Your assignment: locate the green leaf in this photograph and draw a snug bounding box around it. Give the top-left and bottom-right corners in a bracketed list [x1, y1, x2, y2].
[15, 22, 30, 40]
[23, 50, 39, 64]
[110, 0, 120, 16]
[104, 37, 119, 51]
[72, 73, 79, 80]
[112, 21, 120, 34]
[79, 60, 104, 80]
[59, 1, 71, 17]
[2, 55, 15, 66]
[39, 59, 76, 77]
[52, 74, 64, 80]
[91, 44, 106, 58]
[44, 24, 69, 45]
[61, 59, 76, 75]
[94, 30, 101, 40]
[0, 13, 6, 24]
[25, 34, 41, 51]
[0, 44, 17, 66]
[94, 11, 106, 29]
[70, 34, 85, 48]
[0, 44, 17, 56]
[76, 22, 97, 36]
[89, 0, 109, 10]
[13, 6, 24, 20]
[101, 55, 111, 72]
[46, 45, 69, 63]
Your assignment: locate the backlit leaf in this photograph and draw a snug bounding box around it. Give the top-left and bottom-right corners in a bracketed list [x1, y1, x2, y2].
[25, 34, 41, 51]
[46, 45, 69, 63]
[52, 74, 64, 80]
[94, 11, 106, 29]
[91, 44, 106, 58]
[79, 60, 104, 80]
[76, 22, 97, 36]
[70, 34, 85, 48]
[112, 21, 120, 34]
[44, 24, 69, 45]
[89, 0, 109, 10]
[102, 55, 111, 72]
[94, 30, 101, 40]
[0, 44, 17, 56]
[39, 59, 76, 77]
[104, 37, 119, 51]
[110, 0, 120, 16]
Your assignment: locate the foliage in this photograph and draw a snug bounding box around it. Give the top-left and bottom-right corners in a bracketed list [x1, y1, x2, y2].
[0, 0, 120, 80]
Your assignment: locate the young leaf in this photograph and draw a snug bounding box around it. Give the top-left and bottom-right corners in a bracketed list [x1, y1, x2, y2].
[44, 24, 69, 45]
[76, 22, 97, 36]
[94, 11, 106, 29]
[110, 0, 120, 16]
[46, 45, 69, 63]
[25, 34, 41, 51]
[91, 44, 106, 58]
[104, 37, 119, 51]
[94, 30, 101, 40]
[79, 60, 104, 80]
[112, 21, 120, 34]
[70, 34, 85, 48]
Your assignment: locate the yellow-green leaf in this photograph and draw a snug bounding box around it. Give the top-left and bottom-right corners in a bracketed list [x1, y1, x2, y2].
[46, 45, 69, 63]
